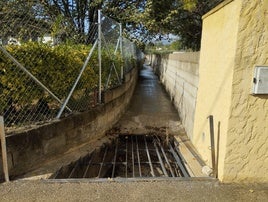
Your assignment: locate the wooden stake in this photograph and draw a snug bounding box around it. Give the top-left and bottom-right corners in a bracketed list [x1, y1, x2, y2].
[0, 116, 9, 182]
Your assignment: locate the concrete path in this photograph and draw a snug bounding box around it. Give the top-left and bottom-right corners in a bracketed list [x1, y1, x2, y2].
[1, 179, 267, 201]
[115, 64, 184, 135]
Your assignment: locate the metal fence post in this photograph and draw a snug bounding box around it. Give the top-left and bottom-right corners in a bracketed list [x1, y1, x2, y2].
[208, 115, 216, 178]
[98, 10, 102, 103]
[0, 116, 9, 182]
[0, 46, 72, 113]
[119, 23, 124, 80]
[56, 40, 98, 119]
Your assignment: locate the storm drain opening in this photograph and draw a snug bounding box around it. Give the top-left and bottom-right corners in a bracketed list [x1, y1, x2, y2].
[51, 135, 190, 179]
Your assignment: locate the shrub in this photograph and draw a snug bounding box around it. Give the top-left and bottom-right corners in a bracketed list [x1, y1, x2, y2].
[0, 42, 123, 125]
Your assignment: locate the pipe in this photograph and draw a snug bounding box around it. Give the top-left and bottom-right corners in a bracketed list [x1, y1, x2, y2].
[208, 115, 216, 178]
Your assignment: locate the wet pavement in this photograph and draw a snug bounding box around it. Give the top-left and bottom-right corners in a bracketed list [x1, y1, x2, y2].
[115, 65, 184, 135]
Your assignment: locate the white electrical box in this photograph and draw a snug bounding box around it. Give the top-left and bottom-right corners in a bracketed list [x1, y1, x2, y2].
[252, 66, 268, 94]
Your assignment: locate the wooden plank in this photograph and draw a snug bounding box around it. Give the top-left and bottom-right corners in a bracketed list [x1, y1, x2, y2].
[174, 135, 207, 177]
[0, 116, 9, 182]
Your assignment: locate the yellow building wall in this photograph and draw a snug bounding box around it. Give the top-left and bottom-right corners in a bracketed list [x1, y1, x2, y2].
[192, 0, 242, 180]
[224, 0, 268, 183]
[194, 0, 268, 183]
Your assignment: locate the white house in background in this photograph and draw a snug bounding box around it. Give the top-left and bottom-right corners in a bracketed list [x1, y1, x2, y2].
[7, 37, 21, 46]
[38, 34, 54, 45]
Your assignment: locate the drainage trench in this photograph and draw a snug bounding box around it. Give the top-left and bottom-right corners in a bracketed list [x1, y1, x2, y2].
[51, 135, 190, 179]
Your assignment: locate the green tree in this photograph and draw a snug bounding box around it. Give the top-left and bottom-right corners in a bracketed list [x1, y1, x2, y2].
[41, 0, 104, 44]
[139, 0, 224, 50]
[0, 0, 224, 49]
[0, 0, 50, 41]
[102, 0, 223, 50]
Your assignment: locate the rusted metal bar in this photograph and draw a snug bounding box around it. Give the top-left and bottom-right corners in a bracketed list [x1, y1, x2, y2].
[153, 140, 168, 177]
[168, 142, 189, 177]
[175, 163, 182, 177]
[125, 136, 128, 178]
[51, 134, 193, 179]
[131, 135, 135, 177]
[53, 166, 62, 179]
[173, 140, 194, 177]
[112, 138, 119, 178]
[144, 136, 155, 177]
[155, 136, 175, 177]
[136, 136, 142, 177]
[0, 116, 9, 182]
[98, 146, 108, 178]
[49, 176, 215, 183]
[83, 151, 95, 178]
[216, 121, 221, 178]
[208, 115, 216, 178]
[68, 158, 81, 178]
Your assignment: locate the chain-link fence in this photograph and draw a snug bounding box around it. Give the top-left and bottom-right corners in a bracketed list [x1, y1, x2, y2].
[101, 14, 121, 90]
[123, 37, 138, 74]
[0, 1, 140, 131]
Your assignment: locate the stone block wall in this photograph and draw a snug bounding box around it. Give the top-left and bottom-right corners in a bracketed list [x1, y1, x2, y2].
[151, 52, 199, 138]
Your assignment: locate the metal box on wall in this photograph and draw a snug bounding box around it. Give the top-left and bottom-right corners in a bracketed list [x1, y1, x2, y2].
[252, 66, 268, 94]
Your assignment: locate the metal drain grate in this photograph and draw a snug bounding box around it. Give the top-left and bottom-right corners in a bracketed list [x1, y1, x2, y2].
[51, 135, 190, 179]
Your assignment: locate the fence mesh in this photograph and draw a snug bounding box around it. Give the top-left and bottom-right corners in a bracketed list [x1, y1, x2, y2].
[0, 2, 140, 131]
[101, 15, 121, 90]
[123, 38, 138, 74]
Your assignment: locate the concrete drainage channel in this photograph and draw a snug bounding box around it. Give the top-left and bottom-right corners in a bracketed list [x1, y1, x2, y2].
[50, 135, 191, 181]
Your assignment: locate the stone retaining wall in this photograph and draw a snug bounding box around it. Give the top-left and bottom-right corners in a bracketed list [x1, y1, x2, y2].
[151, 52, 199, 138]
[0, 67, 138, 180]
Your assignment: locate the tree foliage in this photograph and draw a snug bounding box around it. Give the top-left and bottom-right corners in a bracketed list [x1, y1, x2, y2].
[41, 0, 103, 43]
[0, 42, 125, 125]
[104, 0, 224, 50]
[137, 0, 224, 50]
[0, 0, 50, 41]
[0, 0, 224, 50]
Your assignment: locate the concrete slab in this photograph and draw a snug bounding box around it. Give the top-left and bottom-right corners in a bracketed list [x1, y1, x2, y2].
[0, 179, 267, 202]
